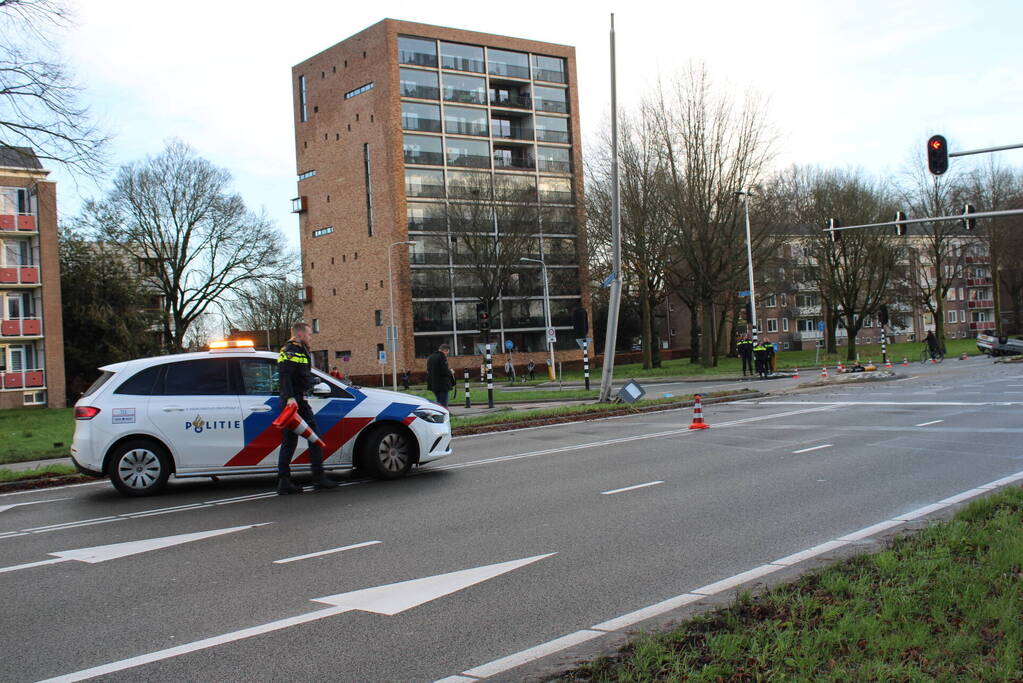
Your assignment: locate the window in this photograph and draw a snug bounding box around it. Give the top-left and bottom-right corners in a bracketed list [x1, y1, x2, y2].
[796, 293, 819, 308]
[298, 170, 316, 181]
[442, 73, 486, 105]
[3, 239, 32, 266]
[780, 294, 788, 307]
[782, 318, 789, 332]
[344, 82, 374, 99]
[163, 359, 230, 395]
[533, 85, 568, 113]
[440, 42, 484, 73]
[536, 146, 570, 173]
[535, 116, 569, 143]
[947, 288, 957, 301]
[766, 319, 778, 333]
[444, 105, 488, 136]
[114, 365, 162, 395]
[6, 291, 34, 318]
[312, 319, 321, 333]
[402, 134, 444, 165]
[398, 36, 437, 67]
[948, 310, 957, 323]
[764, 294, 777, 308]
[412, 301, 453, 332]
[797, 319, 820, 333]
[400, 68, 439, 99]
[488, 48, 529, 79]
[445, 138, 490, 168]
[405, 169, 445, 198]
[237, 358, 278, 395]
[374, 310, 383, 326]
[312, 227, 334, 238]
[363, 143, 373, 236]
[538, 176, 572, 203]
[864, 317, 873, 328]
[298, 75, 307, 122]
[532, 54, 566, 83]
[401, 102, 441, 132]
[23, 390, 45, 405]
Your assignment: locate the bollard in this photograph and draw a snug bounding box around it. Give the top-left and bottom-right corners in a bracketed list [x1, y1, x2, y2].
[463, 368, 471, 408]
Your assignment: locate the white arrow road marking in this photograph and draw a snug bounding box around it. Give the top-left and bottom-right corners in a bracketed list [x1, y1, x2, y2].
[601, 481, 663, 495]
[792, 444, 832, 454]
[915, 419, 944, 427]
[273, 540, 381, 564]
[38, 553, 555, 683]
[0, 497, 70, 514]
[0, 524, 268, 575]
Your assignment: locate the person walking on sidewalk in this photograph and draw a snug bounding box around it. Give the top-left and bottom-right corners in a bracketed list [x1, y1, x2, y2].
[426, 343, 454, 407]
[527, 359, 536, 381]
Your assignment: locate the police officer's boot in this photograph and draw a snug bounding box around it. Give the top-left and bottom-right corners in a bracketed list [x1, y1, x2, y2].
[276, 476, 303, 495]
[312, 472, 339, 490]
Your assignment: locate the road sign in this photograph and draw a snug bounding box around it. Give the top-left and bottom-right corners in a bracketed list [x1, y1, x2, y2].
[546, 327, 557, 343]
[378, 350, 387, 365]
[738, 290, 751, 297]
[600, 271, 617, 288]
[817, 321, 825, 332]
[575, 337, 593, 350]
[386, 326, 398, 353]
[504, 339, 514, 351]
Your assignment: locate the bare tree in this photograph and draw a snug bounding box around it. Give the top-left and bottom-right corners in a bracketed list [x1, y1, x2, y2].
[652, 64, 777, 366]
[227, 272, 304, 350]
[0, 0, 108, 174]
[82, 139, 288, 352]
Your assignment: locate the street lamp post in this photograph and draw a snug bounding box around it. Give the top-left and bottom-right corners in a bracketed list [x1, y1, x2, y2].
[521, 257, 556, 380]
[388, 240, 417, 392]
[737, 190, 759, 344]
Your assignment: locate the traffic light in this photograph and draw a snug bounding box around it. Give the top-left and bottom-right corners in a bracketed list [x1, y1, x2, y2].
[895, 211, 908, 236]
[961, 203, 976, 230]
[828, 218, 841, 242]
[572, 306, 589, 338]
[878, 304, 890, 327]
[927, 135, 948, 175]
[744, 301, 753, 322]
[476, 303, 491, 333]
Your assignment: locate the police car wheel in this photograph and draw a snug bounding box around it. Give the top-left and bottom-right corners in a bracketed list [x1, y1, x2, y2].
[109, 440, 171, 497]
[364, 426, 413, 480]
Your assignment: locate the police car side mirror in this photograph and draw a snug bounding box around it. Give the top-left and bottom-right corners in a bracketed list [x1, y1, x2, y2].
[311, 382, 332, 397]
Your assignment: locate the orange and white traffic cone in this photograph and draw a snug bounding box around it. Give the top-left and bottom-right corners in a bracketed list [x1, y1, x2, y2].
[837, 362, 845, 373]
[820, 366, 829, 378]
[885, 359, 893, 369]
[959, 352, 968, 360]
[902, 357, 909, 367]
[272, 402, 326, 448]
[793, 368, 800, 379]
[688, 393, 710, 430]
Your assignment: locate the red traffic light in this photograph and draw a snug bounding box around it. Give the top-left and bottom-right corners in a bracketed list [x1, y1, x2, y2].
[927, 134, 949, 175]
[930, 138, 943, 150]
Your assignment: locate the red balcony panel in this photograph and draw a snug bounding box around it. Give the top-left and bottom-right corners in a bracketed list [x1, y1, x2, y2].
[22, 319, 40, 335]
[16, 214, 35, 231]
[0, 268, 17, 284]
[0, 215, 14, 230]
[24, 371, 44, 387]
[967, 300, 994, 309]
[969, 322, 996, 331]
[1, 320, 19, 336]
[4, 373, 22, 388]
[19, 267, 38, 283]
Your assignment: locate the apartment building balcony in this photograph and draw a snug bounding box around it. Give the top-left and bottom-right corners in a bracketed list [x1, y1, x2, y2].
[493, 150, 534, 171]
[969, 321, 996, 331]
[964, 255, 989, 264]
[1, 369, 44, 389]
[489, 93, 532, 111]
[966, 277, 992, 287]
[0, 318, 42, 337]
[796, 305, 821, 316]
[967, 299, 994, 309]
[0, 213, 37, 232]
[0, 266, 40, 286]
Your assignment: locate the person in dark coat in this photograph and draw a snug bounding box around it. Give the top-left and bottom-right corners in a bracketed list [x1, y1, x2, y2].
[753, 341, 769, 379]
[925, 330, 942, 359]
[400, 369, 410, 390]
[737, 335, 754, 376]
[426, 343, 453, 406]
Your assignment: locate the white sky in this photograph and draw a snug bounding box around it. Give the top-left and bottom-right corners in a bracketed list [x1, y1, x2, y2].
[50, 0, 1023, 251]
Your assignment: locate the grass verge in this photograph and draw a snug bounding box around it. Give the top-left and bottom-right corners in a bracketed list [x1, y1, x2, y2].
[0, 463, 78, 482]
[560, 485, 1023, 682]
[0, 407, 74, 465]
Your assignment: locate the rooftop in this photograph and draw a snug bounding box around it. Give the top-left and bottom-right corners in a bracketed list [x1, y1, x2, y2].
[0, 146, 44, 171]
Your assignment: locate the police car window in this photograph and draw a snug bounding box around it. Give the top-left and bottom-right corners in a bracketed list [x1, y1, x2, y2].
[238, 359, 279, 395]
[82, 371, 114, 397]
[163, 359, 231, 395]
[113, 365, 162, 395]
[312, 370, 354, 398]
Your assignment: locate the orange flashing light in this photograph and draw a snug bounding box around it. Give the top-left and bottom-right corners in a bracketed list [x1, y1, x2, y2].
[209, 339, 255, 350]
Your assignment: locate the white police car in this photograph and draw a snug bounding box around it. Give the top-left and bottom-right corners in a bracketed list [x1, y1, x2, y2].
[71, 340, 452, 496]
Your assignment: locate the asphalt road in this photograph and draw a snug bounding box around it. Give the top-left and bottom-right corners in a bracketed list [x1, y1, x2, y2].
[2, 357, 1022, 682]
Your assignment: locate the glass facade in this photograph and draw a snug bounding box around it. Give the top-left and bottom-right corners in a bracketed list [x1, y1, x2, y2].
[399, 36, 581, 355]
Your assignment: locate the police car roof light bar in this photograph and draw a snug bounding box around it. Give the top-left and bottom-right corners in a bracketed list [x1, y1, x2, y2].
[209, 339, 256, 351]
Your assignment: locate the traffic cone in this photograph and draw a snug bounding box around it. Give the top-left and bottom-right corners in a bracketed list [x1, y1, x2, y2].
[272, 402, 326, 448]
[820, 366, 829, 378]
[688, 393, 710, 430]
[959, 352, 968, 360]
[793, 368, 800, 379]
[837, 362, 845, 373]
[885, 359, 893, 369]
[902, 357, 909, 367]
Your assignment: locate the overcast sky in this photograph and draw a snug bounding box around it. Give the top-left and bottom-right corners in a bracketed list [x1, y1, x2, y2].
[50, 0, 1023, 251]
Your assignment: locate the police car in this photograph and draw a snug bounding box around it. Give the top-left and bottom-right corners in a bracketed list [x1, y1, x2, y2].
[71, 340, 452, 496]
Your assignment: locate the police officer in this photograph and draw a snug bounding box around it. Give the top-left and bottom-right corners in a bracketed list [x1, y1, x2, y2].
[737, 335, 754, 376]
[276, 322, 339, 495]
[753, 340, 768, 379]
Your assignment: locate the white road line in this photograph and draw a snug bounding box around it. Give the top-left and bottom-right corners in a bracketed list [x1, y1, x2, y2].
[0, 497, 70, 514]
[764, 400, 1023, 406]
[438, 467, 1023, 682]
[0, 480, 106, 499]
[273, 540, 381, 564]
[0, 556, 68, 574]
[601, 481, 663, 496]
[915, 420, 944, 427]
[792, 444, 832, 454]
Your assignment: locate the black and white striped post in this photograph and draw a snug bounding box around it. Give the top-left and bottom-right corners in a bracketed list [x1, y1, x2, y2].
[583, 339, 590, 391]
[485, 343, 494, 408]
[463, 368, 471, 408]
[880, 326, 888, 365]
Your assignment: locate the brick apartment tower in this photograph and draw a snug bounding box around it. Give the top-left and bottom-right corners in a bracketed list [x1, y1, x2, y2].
[0, 147, 65, 408]
[291, 19, 590, 381]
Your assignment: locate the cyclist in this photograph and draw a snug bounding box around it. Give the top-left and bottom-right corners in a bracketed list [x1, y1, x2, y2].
[924, 330, 943, 360]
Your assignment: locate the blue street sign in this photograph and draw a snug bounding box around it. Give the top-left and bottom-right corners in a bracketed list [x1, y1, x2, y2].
[738, 290, 751, 297]
[600, 272, 617, 288]
[817, 321, 825, 332]
[504, 339, 514, 351]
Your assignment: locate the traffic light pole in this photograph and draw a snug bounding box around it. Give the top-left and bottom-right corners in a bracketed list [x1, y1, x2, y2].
[825, 208, 1023, 235]
[738, 191, 758, 344]
[949, 142, 1023, 158]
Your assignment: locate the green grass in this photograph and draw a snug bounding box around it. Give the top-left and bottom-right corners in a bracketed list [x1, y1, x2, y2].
[0, 463, 77, 482]
[402, 387, 599, 403]
[0, 407, 74, 465]
[561, 485, 1023, 682]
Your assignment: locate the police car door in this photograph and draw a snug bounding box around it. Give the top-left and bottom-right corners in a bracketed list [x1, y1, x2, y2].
[233, 356, 285, 470]
[147, 358, 242, 469]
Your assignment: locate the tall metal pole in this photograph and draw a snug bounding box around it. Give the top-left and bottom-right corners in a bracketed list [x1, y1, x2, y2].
[739, 191, 758, 344]
[388, 240, 415, 392]
[522, 257, 555, 380]
[598, 13, 622, 403]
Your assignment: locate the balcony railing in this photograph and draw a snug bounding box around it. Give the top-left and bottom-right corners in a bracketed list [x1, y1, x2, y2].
[964, 255, 989, 264]
[399, 52, 438, 68]
[413, 317, 453, 332]
[1, 318, 42, 337]
[492, 127, 533, 141]
[493, 156, 535, 171]
[537, 159, 571, 173]
[409, 252, 450, 266]
[404, 150, 445, 166]
[969, 321, 996, 330]
[490, 94, 533, 110]
[446, 154, 491, 169]
[0, 214, 36, 232]
[534, 99, 568, 114]
[543, 221, 576, 234]
[534, 68, 567, 84]
[444, 90, 487, 106]
[489, 64, 531, 80]
[0, 266, 40, 285]
[1, 369, 44, 389]
[407, 217, 447, 231]
[445, 122, 488, 137]
[966, 277, 992, 286]
[536, 129, 570, 144]
[967, 299, 994, 309]
[403, 119, 443, 133]
[539, 190, 574, 204]
[401, 85, 440, 100]
[406, 184, 446, 198]
[442, 57, 484, 73]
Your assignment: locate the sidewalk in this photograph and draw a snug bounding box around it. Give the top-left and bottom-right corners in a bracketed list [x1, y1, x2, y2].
[2, 456, 73, 472]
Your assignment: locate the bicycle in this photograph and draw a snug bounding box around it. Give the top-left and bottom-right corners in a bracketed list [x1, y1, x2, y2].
[920, 348, 945, 364]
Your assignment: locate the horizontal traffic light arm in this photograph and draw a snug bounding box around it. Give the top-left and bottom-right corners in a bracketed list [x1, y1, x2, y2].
[949, 142, 1023, 158]
[822, 208, 1023, 234]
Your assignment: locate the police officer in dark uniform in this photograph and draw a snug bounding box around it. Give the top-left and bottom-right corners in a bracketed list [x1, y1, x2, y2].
[737, 335, 754, 376]
[753, 340, 768, 379]
[276, 322, 339, 495]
